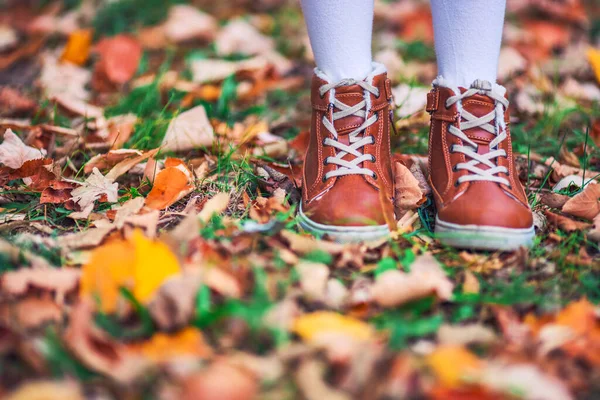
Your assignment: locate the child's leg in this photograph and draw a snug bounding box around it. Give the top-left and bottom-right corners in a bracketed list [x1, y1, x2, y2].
[431, 0, 506, 86]
[300, 0, 374, 82]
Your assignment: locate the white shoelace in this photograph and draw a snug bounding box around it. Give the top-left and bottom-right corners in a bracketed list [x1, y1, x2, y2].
[446, 80, 510, 186]
[319, 79, 379, 180]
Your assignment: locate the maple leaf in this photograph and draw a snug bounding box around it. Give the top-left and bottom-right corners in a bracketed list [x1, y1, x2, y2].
[68, 168, 118, 215]
[0, 129, 46, 169]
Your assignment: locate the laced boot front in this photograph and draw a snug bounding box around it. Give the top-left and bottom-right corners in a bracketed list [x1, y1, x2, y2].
[299, 63, 395, 242]
[427, 77, 534, 250]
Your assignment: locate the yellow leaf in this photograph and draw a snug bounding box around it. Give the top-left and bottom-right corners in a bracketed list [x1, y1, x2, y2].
[588, 48, 600, 85]
[293, 311, 374, 342]
[130, 328, 212, 362]
[61, 29, 93, 66]
[80, 230, 180, 313]
[426, 345, 482, 387]
[131, 230, 180, 303]
[79, 239, 135, 313]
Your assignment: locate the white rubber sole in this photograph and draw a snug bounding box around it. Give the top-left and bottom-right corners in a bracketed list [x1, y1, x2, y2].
[435, 216, 535, 251]
[298, 206, 390, 243]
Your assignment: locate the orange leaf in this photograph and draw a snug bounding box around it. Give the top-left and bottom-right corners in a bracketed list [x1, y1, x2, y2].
[426, 346, 482, 387]
[61, 29, 93, 66]
[145, 159, 193, 210]
[129, 328, 212, 363]
[555, 298, 597, 336]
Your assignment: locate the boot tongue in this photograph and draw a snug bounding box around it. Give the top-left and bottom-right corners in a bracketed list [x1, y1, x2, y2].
[459, 80, 498, 145]
[331, 83, 367, 134]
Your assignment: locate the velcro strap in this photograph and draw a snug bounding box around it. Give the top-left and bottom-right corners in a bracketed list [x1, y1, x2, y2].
[426, 90, 438, 113]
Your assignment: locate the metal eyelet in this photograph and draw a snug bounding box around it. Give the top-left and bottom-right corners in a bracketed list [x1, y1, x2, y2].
[452, 165, 458, 172]
[375, 90, 381, 99]
[322, 176, 328, 183]
[450, 144, 456, 153]
[370, 155, 376, 162]
[322, 138, 327, 146]
[454, 181, 460, 187]
[372, 173, 378, 180]
[369, 135, 376, 144]
[323, 158, 329, 166]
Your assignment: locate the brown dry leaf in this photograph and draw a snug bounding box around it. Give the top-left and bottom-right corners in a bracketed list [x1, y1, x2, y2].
[1, 267, 80, 303]
[371, 253, 453, 307]
[437, 324, 497, 346]
[295, 359, 351, 400]
[5, 381, 83, 400]
[198, 192, 231, 222]
[106, 114, 137, 149]
[426, 345, 483, 387]
[148, 272, 202, 330]
[463, 271, 480, 294]
[544, 210, 592, 232]
[56, 225, 115, 251]
[40, 180, 75, 205]
[182, 361, 258, 400]
[65, 300, 148, 383]
[295, 261, 330, 302]
[105, 148, 159, 180]
[0, 297, 62, 331]
[93, 35, 142, 89]
[394, 162, 424, 211]
[145, 159, 194, 210]
[84, 149, 143, 174]
[562, 183, 600, 221]
[0, 87, 37, 117]
[280, 230, 345, 256]
[161, 105, 215, 152]
[129, 327, 212, 363]
[68, 168, 118, 218]
[61, 29, 93, 66]
[162, 5, 217, 43]
[215, 18, 274, 56]
[0, 129, 46, 169]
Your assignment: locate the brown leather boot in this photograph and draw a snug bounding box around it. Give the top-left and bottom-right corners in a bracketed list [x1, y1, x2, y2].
[426, 78, 534, 250]
[299, 63, 395, 242]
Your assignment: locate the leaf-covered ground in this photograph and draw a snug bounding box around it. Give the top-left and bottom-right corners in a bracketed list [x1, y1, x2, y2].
[1, 0, 600, 399]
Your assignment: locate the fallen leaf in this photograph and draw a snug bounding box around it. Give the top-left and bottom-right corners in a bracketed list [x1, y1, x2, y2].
[215, 18, 274, 56]
[371, 253, 453, 307]
[84, 149, 143, 174]
[161, 105, 215, 151]
[0, 129, 46, 169]
[394, 161, 424, 212]
[1, 267, 80, 304]
[80, 230, 180, 313]
[0, 297, 63, 331]
[561, 183, 600, 220]
[148, 272, 202, 330]
[105, 148, 159, 181]
[40, 180, 75, 204]
[426, 346, 482, 387]
[61, 29, 93, 66]
[0, 87, 37, 117]
[68, 168, 118, 217]
[130, 328, 212, 363]
[293, 311, 374, 342]
[93, 35, 142, 89]
[437, 324, 497, 346]
[544, 210, 592, 232]
[162, 5, 217, 43]
[182, 361, 258, 400]
[295, 261, 330, 302]
[40, 53, 91, 101]
[588, 47, 600, 85]
[65, 300, 148, 383]
[5, 381, 83, 400]
[145, 159, 194, 210]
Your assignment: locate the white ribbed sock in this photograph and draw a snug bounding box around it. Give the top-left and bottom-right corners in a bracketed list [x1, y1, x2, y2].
[300, 0, 374, 82]
[431, 0, 506, 87]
